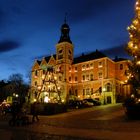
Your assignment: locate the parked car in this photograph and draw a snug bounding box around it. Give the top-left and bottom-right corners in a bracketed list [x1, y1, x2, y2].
[83, 98, 101, 106]
[67, 100, 92, 109]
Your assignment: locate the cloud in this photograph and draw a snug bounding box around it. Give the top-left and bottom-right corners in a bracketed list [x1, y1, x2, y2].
[0, 40, 20, 53]
[101, 44, 130, 59]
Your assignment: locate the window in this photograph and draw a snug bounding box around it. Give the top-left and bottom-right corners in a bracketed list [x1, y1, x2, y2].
[98, 61, 103, 68]
[69, 67, 72, 72]
[86, 75, 89, 81]
[43, 70, 45, 75]
[98, 72, 103, 79]
[90, 74, 93, 81]
[105, 83, 112, 92]
[35, 81, 37, 86]
[83, 89, 85, 96]
[82, 75, 85, 81]
[86, 88, 90, 95]
[35, 70, 38, 76]
[120, 64, 123, 70]
[86, 64, 89, 69]
[69, 50, 72, 54]
[90, 63, 93, 69]
[59, 49, 63, 54]
[58, 55, 63, 59]
[59, 76, 62, 81]
[69, 77, 71, 81]
[91, 88, 93, 94]
[82, 65, 85, 71]
[75, 67, 77, 72]
[75, 76, 78, 82]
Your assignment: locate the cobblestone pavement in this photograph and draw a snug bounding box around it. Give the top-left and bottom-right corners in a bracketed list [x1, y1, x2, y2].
[1, 104, 140, 140]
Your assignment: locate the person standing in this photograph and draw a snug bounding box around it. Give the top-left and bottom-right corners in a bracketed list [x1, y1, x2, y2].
[31, 102, 39, 123]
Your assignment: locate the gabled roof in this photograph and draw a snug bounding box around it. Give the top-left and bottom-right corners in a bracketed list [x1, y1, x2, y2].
[73, 50, 107, 64]
[44, 55, 56, 63]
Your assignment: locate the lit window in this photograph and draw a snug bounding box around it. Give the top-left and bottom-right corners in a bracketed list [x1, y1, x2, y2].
[82, 65, 85, 71]
[90, 63, 93, 69]
[86, 75, 89, 81]
[35, 70, 38, 76]
[69, 67, 72, 72]
[98, 61, 103, 68]
[86, 88, 90, 95]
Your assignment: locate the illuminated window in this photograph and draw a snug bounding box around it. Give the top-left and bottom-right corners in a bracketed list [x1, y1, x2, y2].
[98, 61, 103, 68]
[82, 65, 85, 71]
[35, 70, 38, 76]
[86, 88, 90, 95]
[86, 75, 89, 81]
[69, 67, 72, 72]
[105, 83, 112, 92]
[90, 63, 93, 69]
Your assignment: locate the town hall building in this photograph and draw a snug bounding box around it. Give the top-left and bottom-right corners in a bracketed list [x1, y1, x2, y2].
[31, 21, 130, 104]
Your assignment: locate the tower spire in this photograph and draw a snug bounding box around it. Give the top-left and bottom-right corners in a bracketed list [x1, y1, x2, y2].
[58, 14, 72, 44]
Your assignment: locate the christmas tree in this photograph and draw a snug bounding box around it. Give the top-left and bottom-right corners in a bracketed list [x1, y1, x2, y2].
[126, 0, 140, 96]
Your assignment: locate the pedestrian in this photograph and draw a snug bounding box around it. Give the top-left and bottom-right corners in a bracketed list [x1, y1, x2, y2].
[9, 101, 21, 126]
[31, 102, 39, 123]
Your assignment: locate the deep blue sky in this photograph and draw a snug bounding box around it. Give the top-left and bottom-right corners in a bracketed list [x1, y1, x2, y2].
[0, 0, 135, 82]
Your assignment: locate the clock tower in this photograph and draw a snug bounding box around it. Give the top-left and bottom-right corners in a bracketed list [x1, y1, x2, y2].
[56, 20, 74, 101]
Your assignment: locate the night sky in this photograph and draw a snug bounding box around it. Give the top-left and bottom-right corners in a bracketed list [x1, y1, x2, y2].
[0, 0, 135, 82]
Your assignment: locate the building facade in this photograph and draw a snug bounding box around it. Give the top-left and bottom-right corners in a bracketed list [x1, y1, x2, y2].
[31, 21, 130, 104]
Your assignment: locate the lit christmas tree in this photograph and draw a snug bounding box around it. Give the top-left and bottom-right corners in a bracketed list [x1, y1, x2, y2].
[126, 0, 140, 96]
